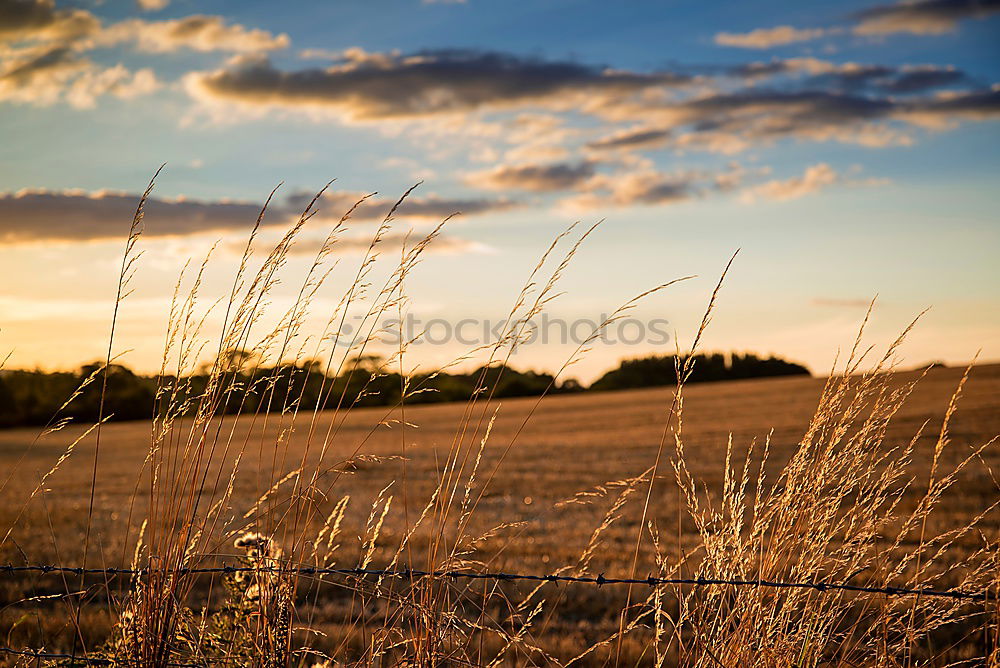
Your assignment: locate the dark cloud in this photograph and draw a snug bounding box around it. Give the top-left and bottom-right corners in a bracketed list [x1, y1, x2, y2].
[681, 89, 894, 128]
[881, 66, 969, 92]
[854, 0, 1000, 34]
[186, 49, 693, 120]
[805, 63, 970, 94]
[0, 188, 518, 243]
[0, 0, 99, 44]
[575, 76, 1000, 155]
[587, 127, 671, 151]
[177, 43, 996, 157]
[0, 45, 79, 87]
[0, 190, 265, 242]
[911, 86, 1000, 116]
[721, 58, 969, 95]
[664, 86, 999, 150]
[468, 160, 598, 192]
[726, 59, 807, 80]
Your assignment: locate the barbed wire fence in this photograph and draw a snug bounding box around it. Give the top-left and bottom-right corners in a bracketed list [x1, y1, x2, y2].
[1, 561, 993, 665]
[1, 563, 991, 600]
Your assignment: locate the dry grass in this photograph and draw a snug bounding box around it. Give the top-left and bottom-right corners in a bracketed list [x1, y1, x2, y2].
[0, 178, 997, 667]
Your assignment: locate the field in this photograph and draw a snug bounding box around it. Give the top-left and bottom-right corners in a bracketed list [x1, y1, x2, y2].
[1, 363, 998, 665]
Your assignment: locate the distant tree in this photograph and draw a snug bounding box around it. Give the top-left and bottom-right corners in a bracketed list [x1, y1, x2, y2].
[74, 363, 156, 422]
[0, 351, 810, 429]
[590, 352, 809, 392]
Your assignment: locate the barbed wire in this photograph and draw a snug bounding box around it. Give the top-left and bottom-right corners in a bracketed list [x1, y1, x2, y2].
[0, 563, 990, 601]
[0, 646, 199, 666]
[1, 563, 992, 666]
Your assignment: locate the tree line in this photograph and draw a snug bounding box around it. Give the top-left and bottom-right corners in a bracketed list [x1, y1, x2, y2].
[0, 351, 809, 428]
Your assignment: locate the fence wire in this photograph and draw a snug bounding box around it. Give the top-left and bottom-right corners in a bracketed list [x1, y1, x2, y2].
[1, 562, 993, 665]
[0, 646, 198, 666]
[1, 563, 990, 601]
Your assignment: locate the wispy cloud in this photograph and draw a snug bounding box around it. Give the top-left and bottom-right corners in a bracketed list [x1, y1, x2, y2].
[740, 163, 841, 202]
[559, 168, 699, 211]
[136, 0, 169, 11]
[715, 25, 828, 49]
[468, 160, 599, 192]
[718, 0, 1000, 54]
[586, 126, 671, 151]
[96, 15, 289, 53]
[738, 163, 887, 202]
[854, 0, 1000, 35]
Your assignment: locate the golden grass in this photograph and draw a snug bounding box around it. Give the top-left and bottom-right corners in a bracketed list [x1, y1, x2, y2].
[0, 177, 997, 667]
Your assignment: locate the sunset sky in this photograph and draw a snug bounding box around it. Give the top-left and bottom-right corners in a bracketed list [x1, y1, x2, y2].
[1, 0, 998, 381]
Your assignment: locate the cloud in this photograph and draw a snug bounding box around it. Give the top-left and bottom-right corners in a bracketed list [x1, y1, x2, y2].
[606, 85, 992, 151]
[740, 163, 840, 201]
[97, 16, 289, 53]
[0, 0, 99, 45]
[723, 57, 970, 95]
[567, 76, 999, 156]
[63, 62, 159, 108]
[879, 65, 969, 92]
[0, 0, 286, 109]
[0, 189, 266, 242]
[0, 45, 157, 107]
[298, 47, 343, 60]
[854, 0, 1000, 35]
[717, 1, 1000, 65]
[1, 0, 286, 53]
[0, 187, 518, 243]
[0, 0, 287, 53]
[654, 90, 900, 145]
[560, 169, 697, 211]
[898, 86, 1000, 127]
[0, 46, 83, 105]
[136, 0, 169, 10]
[800, 62, 969, 94]
[468, 160, 599, 192]
[185, 49, 693, 121]
[715, 25, 828, 49]
[142, 31, 1000, 161]
[587, 126, 671, 151]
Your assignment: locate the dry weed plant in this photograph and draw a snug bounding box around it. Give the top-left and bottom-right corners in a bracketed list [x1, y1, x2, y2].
[1, 171, 997, 667]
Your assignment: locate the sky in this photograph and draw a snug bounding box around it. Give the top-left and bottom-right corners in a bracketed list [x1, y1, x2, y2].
[0, 0, 998, 382]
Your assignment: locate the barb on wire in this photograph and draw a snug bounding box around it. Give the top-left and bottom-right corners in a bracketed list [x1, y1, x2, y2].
[0, 563, 989, 601]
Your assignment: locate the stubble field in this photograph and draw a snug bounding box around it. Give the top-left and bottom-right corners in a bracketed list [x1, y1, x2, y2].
[1, 363, 997, 664]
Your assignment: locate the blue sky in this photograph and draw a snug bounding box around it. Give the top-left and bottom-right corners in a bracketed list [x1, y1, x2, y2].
[0, 0, 998, 380]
